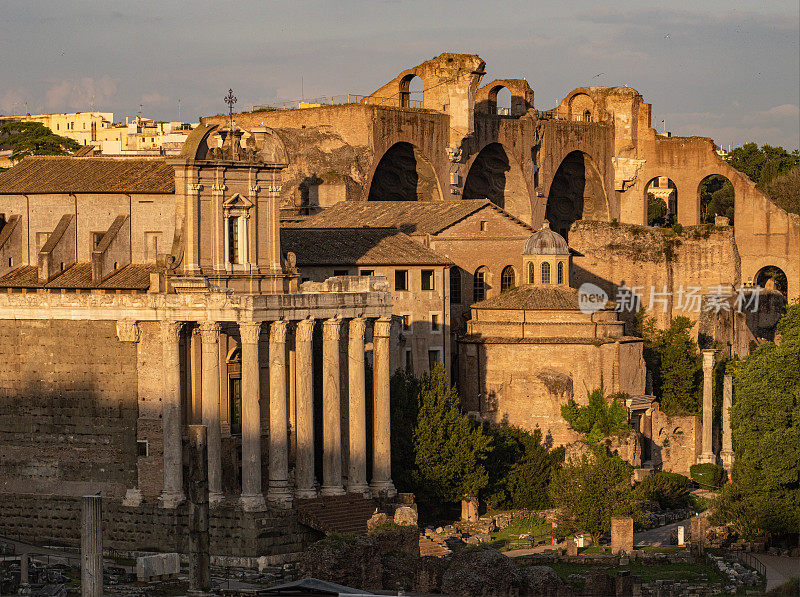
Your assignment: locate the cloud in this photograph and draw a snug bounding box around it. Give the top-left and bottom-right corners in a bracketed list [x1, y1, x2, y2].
[757, 104, 799, 120]
[44, 76, 118, 112]
[0, 87, 30, 114]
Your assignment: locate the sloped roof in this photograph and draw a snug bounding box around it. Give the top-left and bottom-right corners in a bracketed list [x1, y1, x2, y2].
[281, 227, 451, 266]
[0, 156, 175, 194]
[285, 200, 533, 235]
[0, 262, 157, 290]
[473, 285, 593, 310]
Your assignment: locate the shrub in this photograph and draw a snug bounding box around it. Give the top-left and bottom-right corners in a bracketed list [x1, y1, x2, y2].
[561, 386, 629, 444]
[671, 222, 683, 234]
[634, 472, 691, 510]
[690, 463, 725, 488]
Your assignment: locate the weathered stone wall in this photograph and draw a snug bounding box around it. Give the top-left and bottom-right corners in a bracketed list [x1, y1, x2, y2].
[650, 408, 700, 475]
[0, 494, 319, 559]
[0, 319, 138, 498]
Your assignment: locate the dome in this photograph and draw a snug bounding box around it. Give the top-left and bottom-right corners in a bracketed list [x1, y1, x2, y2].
[522, 220, 569, 255]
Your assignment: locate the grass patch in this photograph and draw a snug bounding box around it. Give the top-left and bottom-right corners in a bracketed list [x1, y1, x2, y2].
[638, 545, 686, 553]
[538, 560, 726, 585]
[490, 513, 551, 547]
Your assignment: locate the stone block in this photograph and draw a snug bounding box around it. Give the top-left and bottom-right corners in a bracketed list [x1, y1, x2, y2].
[677, 525, 685, 546]
[565, 538, 578, 556]
[136, 552, 180, 581]
[393, 506, 418, 527]
[610, 517, 633, 554]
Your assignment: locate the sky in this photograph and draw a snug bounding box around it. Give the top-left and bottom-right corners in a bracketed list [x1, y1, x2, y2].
[1, 1, 798, 149]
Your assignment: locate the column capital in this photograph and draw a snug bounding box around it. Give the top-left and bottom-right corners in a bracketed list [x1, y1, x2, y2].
[373, 316, 392, 339]
[296, 318, 315, 342]
[701, 348, 718, 367]
[116, 319, 139, 343]
[270, 320, 288, 344]
[161, 320, 183, 341]
[322, 317, 343, 341]
[198, 321, 221, 344]
[349, 317, 366, 339]
[239, 321, 262, 344]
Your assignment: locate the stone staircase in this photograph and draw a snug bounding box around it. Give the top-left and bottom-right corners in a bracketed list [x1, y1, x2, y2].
[295, 494, 379, 535]
[419, 534, 451, 557]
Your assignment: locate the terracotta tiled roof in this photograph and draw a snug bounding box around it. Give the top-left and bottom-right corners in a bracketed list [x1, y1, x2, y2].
[283, 200, 533, 235]
[0, 156, 174, 194]
[281, 227, 451, 266]
[0, 262, 157, 290]
[473, 285, 585, 310]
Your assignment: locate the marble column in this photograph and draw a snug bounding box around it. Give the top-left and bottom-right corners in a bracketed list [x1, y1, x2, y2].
[294, 319, 316, 499]
[160, 320, 185, 508]
[81, 495, 103, 597]
[721, 374, 734, 470]
[268, 321, 292, 506]
[239, 321, 266, 511]
[370, 317, 396, 497]
[187, 425, 210, 594]
[698, 349, 718, 464]
[321, 318, 345, 496]
[347, 318, 369, 495]
[199, 322, 223, 506]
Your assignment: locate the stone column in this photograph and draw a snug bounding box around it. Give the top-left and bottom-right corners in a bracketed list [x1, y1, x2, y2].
[321, 318, 345, 496]
[347, 318, 369, 495]
[698, 349, 717, 464]
[19, 552, 30, 595]
[81, 495, 103, 597]
[294, 319, 316, 499]
[199, 322, 223, 506]
[721, 374, 734, 470]
[187, 425, 210, 594]
[370, 317, 396, 497]
[160, 320, 185, 508]
[239, 321, 266, 511]
[268, 321, 292, 506]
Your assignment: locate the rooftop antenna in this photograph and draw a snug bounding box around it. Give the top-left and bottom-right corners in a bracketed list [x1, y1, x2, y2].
[224, 88, 238, 131]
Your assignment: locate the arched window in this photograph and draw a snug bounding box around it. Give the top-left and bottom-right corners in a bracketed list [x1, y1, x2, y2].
[473, 268, 487, 303]
[528, 262, 535, 284]
[450, 267, 462, 305]
[557, 261, 564, 284]
[583, 110, 592, 122]
[501, 266, 516, 292]
[541, 262, 551, 284]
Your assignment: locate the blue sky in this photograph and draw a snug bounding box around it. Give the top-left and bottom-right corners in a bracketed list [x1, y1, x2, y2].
[1, 1, 798, 149]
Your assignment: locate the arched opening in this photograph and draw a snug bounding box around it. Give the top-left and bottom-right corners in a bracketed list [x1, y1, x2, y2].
[473, 267, 488, 304]
[557, 261, 564, 284]
[500, 265, 516, 292]
[699, 175, 735, 225]
[569, 93, 594, 122]
[541, 262, 551, 284]
[755, 266, 788, 296]
[490, 86, 512, 116]
[546, 150, 608, 239]
[528, 262, 535, 284]
[464, 143, 531, 221]
[645, 176, 677, 226]
[399, 74, 424, 109]
[226, 346, 242, 436]
[368, 142, 442, 202]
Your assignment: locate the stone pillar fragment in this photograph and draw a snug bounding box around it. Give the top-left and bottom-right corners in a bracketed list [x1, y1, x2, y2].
[81, 495, 103, 597]
[199, 322, 223, 506]
[294, 319, 316, 499]
[721, 374, 734, 470]
[187, 425, 211, 594]
[321, 318, 345, 496]
[239, 321, 266, 511]
[19, 552, 30, 595]
[347, 318, 369, 495]
[268, 321, 292, 506]
[160, 320, 185, 508]
[698, 349, 717, 464]
[370, 317, 396, 497]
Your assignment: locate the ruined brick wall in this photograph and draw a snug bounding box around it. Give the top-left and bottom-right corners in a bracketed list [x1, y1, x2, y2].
[650, 409, 700, 476]
[0, 319, 138, 498]
[0, 495, 319, 558]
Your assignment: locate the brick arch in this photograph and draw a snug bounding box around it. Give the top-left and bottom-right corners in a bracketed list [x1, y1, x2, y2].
[463, 141, 532, 222]
[544, 150, 610, 238]
[475, 79, 534, 116]
[366, 141, 444, 202]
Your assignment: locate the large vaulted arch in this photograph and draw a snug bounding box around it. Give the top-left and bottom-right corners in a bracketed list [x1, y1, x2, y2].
[463, 142, 531, 222]
[367, 142, 442, 202]
[546, 150, 608, 238]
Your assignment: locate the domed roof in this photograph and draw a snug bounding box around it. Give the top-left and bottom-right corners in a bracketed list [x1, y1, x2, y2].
[522, 220, 569, 255]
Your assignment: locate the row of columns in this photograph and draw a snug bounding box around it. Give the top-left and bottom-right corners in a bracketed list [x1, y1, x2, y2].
[159, 316, 395, 510]
[698, 349, 734, 470]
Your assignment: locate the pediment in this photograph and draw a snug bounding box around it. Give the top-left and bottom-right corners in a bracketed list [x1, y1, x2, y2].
[223, 193, 253, 209]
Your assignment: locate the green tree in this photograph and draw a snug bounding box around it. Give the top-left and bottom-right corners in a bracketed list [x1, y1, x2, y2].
[412, 365, 492, 503]
[647, 193, 667, 226]
[700, 175, 735, 224]
[715, 301, 799, 538]
[762, 167, 800, 215]
[0, 121, 81, 162]
[390, 368, 421, 492]
[484, 425, 564, 510]
[550, 450, 638, 546]
[726, 142, 800, 187]
[561, 386, 629, 445]
[637, 314, 701, 415]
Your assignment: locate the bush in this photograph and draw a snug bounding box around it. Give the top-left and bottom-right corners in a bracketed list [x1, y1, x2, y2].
[634, 472, 691, 510]
[671, 222, 683, 234]
[561, 386, 629, 444]
[690, 463, 725, 488]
